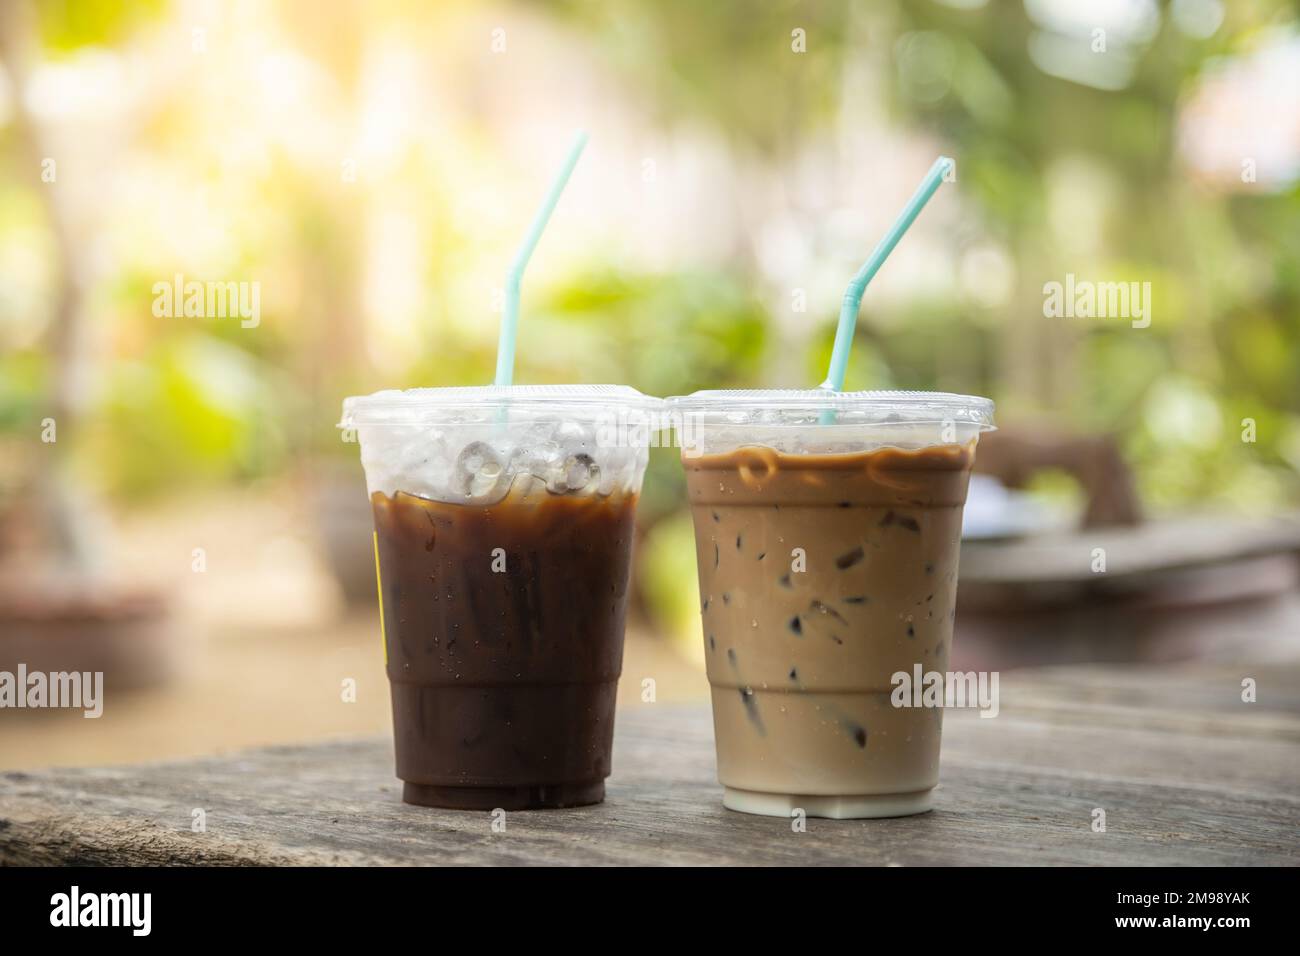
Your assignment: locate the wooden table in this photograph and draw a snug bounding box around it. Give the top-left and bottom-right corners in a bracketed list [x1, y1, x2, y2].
[2, 662, 1297, 866]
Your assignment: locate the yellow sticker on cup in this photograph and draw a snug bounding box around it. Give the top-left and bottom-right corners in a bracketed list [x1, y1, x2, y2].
[373, 531, 387, 665]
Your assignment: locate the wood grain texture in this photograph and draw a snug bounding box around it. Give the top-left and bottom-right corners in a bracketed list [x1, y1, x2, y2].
[2, 663, 1297, 866]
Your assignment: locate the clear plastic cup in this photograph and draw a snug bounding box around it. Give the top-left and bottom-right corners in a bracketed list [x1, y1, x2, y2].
[666, 389, 995, 818]
[340, 385, 660, 810]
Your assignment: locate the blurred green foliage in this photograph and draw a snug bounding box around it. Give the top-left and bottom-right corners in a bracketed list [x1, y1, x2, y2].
[551, 0, 1300, 500]
[1, 0, 1298, 626]
[89, 337, 286, 498]
[35, 0, 168, 52]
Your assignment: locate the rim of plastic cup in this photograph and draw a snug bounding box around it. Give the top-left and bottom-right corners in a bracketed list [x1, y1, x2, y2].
[341, 384, 662, 426]
[665, 389, 995, 428]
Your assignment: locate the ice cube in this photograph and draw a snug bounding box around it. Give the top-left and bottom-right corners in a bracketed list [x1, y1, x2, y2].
[509, 440, 563, 482]
[453, 440, 510, 502]
[554, 419, 594, 450]
[547, 452, 599, 494]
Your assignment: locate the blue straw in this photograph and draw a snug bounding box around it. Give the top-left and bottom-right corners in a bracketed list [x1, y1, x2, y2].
[820, 156, 954, 393]
[494, 131, 590, 387]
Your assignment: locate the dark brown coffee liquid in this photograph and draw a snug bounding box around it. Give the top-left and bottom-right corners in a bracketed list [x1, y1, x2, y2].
[371, 486, 637, 810]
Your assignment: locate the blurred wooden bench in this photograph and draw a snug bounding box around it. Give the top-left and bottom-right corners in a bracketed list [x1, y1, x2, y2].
[956, 515, 1300, 669]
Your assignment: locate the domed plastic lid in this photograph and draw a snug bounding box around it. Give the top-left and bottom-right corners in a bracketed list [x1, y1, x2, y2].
[665, 388, 994, 427]
[665, 389, 994, 456]
[342, 384, 661, 426]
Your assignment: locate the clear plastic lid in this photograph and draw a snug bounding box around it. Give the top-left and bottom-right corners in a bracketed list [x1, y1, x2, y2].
[341, 384, 661, 426]
[665, 389, 995, 455]
[666, 389, 994, 426]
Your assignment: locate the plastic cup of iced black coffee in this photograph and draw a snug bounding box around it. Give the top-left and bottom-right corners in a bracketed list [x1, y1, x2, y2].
[667, 389, 995, 818]
[341, 385, 659, 810]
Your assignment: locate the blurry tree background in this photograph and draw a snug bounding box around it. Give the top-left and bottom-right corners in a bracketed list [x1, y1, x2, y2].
[2, 0, 1298, 630]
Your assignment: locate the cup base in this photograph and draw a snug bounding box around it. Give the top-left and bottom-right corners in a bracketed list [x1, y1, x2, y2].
[402, 780, 605, 811]
[723, 786, 933, 819]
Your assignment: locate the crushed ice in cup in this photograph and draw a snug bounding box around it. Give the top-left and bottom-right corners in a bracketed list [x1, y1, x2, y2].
[350, 397, 652, 503]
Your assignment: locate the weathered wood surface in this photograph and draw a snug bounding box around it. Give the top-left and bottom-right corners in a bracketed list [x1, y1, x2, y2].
[2, 663, 1297, 866]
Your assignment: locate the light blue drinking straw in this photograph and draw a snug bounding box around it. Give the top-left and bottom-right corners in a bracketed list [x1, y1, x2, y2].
[819, 156, 955, 395]
[494, 131, 590, 387]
